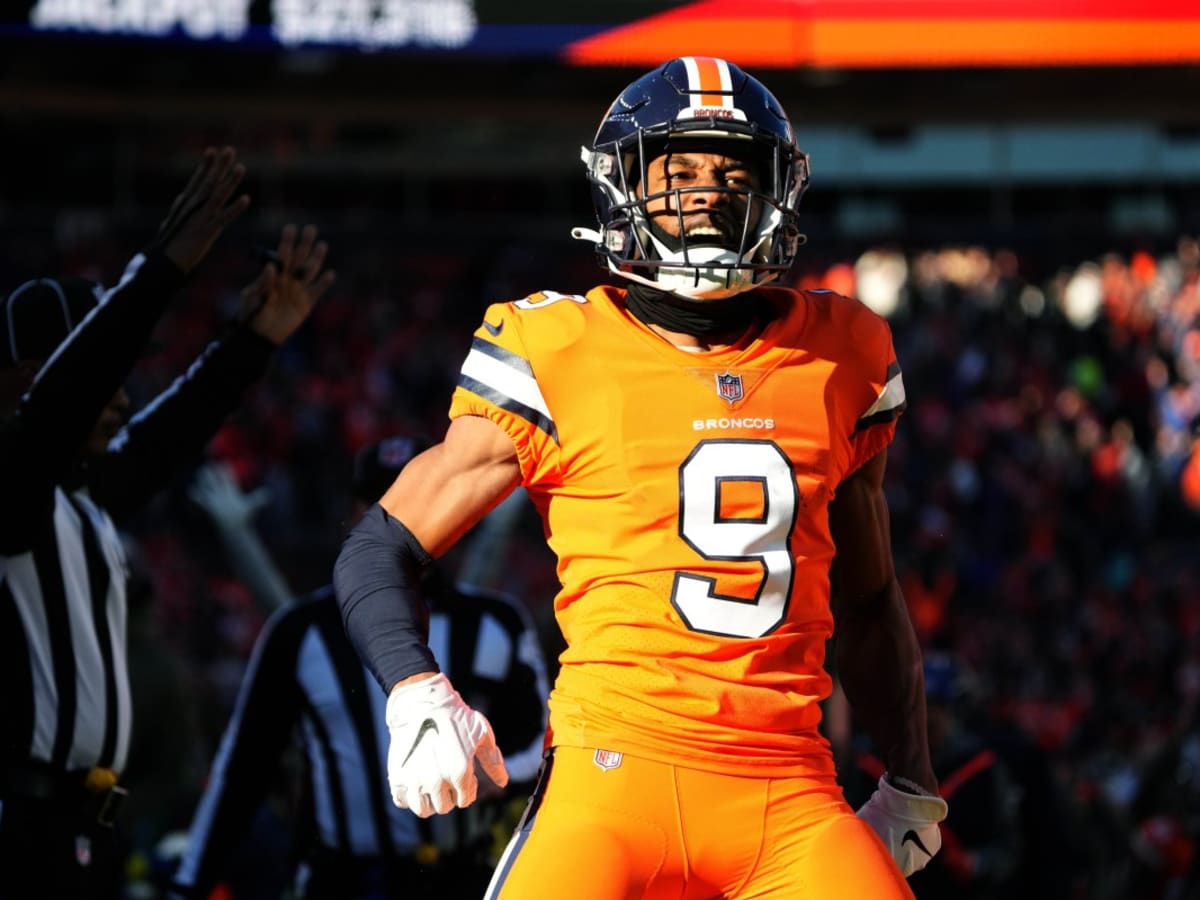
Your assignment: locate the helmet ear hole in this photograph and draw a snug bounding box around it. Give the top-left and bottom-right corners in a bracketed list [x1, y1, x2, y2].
[589, 151, 617, 179]
[576, 57, 808, 301]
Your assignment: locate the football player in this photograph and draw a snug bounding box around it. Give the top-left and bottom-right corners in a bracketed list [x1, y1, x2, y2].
[335, 56, 947, 899]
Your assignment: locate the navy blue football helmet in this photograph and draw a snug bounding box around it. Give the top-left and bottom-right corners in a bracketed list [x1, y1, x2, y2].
[572, 57, 810, 300]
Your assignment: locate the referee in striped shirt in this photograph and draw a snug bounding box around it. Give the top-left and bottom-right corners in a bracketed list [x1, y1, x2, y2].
[0, 146, 335, 899]
[169, 437, 550, 899]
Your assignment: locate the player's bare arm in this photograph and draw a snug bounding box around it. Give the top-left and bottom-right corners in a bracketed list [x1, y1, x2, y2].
[828, 448, 936, 793]
[378, 413, 522, 561]
[830, 448, 947, 876]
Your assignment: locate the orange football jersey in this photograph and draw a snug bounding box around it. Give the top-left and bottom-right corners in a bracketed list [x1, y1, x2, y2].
[448, 285, 905, 776]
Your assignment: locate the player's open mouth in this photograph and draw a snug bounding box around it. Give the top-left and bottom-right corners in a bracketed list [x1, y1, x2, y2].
[646, 210, 743, 253]
[684, 222, 737, 246]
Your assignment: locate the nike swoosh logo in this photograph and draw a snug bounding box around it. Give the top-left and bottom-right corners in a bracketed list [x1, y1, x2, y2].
[901, 829, 933, 859]
[483, 319, 504, 336]
[401, 718, 439, 766]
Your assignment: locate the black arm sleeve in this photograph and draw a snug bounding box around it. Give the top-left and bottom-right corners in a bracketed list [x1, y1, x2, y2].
[333, 505, 439, 692]
[170, 600, 311, 898]
[90, 322, 275, 519]
[0, 251, 185, 551]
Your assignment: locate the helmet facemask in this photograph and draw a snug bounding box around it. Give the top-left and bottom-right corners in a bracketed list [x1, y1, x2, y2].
[578, 129, 808, 302]
[581, 128, 808, 300]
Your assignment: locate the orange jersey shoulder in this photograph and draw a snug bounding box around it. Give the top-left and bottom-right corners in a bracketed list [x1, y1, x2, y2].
[449, 285, 905, 775]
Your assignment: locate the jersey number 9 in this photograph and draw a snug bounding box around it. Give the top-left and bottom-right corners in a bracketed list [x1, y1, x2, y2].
[672, 439, 797, 639]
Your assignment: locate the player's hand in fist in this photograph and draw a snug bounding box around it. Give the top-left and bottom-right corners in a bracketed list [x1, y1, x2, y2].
[857, 775, 948, 876]
[385, 673, 509, 817]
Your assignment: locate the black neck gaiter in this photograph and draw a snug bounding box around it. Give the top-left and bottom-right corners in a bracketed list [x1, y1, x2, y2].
[624, 282, 770, 339]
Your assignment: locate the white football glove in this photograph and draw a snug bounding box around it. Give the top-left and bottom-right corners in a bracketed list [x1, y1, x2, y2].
[856, 775, 949, 876]
[385, 673, 509, 817]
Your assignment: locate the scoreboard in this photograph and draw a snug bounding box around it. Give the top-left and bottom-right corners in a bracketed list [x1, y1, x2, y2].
[15, 0, 1200, 67]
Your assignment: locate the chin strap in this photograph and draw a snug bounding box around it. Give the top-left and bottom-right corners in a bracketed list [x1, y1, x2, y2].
[623, 282, 772, 339]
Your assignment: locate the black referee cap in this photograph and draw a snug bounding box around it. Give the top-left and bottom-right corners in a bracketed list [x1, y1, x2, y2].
[351, 434, 433, 504]
[0, 276, 104, 369]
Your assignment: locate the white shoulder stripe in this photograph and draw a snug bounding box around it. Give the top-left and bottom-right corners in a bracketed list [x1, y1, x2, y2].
[461, 347, 552, 421]
[861, 370, 907, 420]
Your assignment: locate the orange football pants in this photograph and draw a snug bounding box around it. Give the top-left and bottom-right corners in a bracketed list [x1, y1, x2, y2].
[485, 746, 914, 900]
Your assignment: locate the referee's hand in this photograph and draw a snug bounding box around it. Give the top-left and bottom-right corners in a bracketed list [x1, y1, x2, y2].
[385, 672, 509, 817]
[238, 222, 336, 345]
[150, 146, 250, 273]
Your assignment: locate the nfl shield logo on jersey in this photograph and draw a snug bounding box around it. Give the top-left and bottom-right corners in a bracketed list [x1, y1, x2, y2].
[593, 749, 623, 771]
[715, 371, 744, 404]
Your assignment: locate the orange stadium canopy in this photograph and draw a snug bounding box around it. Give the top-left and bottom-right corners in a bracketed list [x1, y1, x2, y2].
[563, 0, 1200, 68]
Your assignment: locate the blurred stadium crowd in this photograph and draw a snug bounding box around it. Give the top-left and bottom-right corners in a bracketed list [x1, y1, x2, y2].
[4, 203, 1199, 897]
